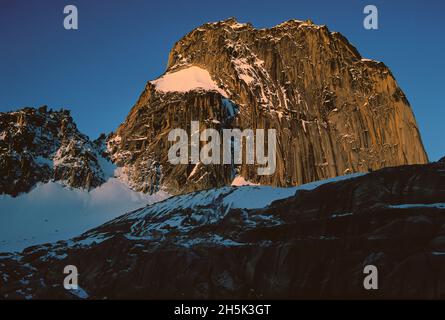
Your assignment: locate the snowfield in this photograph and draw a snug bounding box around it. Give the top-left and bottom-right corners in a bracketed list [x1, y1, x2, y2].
[0, 178, 170, 252]
[0, 172, 365, 253]
[112, 172, 366, 246]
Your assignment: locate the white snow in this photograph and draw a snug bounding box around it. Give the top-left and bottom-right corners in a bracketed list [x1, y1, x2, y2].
[361, 58, 380, 63]
[68, 233, 112, 248]
[229, 22, 248, 30]
[151, 66, 227, 96]
[301, 119, 310, 133]
[126, 172, 365, 222]
[68, 286, 89, 299]
[232, 58, 256, 85]
[0, 169, 365, 252]
[34, 156, 53, 168]
[222, 187, 291, 210]
[96, 154, 117, 179]
[0, 178, 170, 252]
[224, 173, 365, 209]
[180, 234, 244, 248]
[231, 175, 259, 186]
[388, 203, 445, 209]
[331, 212, 353, 218]
[83, 172, 367, 247]
[188, 162, 201, 179]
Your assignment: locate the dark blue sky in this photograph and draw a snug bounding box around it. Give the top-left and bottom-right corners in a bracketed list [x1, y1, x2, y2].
[0, 0, 443, 160]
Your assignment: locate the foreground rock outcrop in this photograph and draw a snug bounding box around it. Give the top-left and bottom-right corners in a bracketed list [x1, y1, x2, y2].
[0, 106, 109, 196]
[1, 158, 444, 299]
[108, 18, 428, 195]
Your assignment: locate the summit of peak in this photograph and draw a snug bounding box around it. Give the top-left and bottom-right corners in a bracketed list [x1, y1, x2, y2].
[198, 17, 327, 34]
[271, 18, 328, 31]
[221, 17, 241, 25]
[199, 17, 252, 31]
[272, 19, 304, 28]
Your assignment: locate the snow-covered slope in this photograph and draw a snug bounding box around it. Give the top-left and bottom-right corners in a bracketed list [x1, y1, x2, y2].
[83, 172, 365, 248]
[0, 106, 174, 252]
[0, 178, 169, 252]
[0, 172, 363, 253]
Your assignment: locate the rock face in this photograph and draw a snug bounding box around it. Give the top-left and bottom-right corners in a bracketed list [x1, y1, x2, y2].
[108, 18, 428, 195]
[1, 158, 444, 299]
[0, 106, 109, 196]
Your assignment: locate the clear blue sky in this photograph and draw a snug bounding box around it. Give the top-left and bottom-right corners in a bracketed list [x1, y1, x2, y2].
[0, 0, 443, 160]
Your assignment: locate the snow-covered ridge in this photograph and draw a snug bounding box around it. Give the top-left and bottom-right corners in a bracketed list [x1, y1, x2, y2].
[101, 173, 366, 246]
[0, 172, 366, 254]
[129, 173, 361, 216]
[389, 203, 445, 209]
[121, 173, 365, 222]
[151, 66, 228, 97]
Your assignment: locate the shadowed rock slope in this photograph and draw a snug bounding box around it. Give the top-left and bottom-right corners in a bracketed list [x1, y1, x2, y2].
[1, 158, 444, 299]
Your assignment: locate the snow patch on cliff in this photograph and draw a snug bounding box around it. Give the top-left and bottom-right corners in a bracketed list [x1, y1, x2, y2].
[231, 176, 259, 186]
[151, 66, 227, 96]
